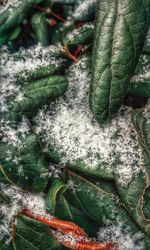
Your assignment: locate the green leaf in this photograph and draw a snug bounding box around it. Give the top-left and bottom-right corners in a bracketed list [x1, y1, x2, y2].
[0, 0, 43, 36]
[31, 12, 50, 46]
[127, 32, 150, 97]
[90, 0, 150, 124]
[65, 171, 134, 228]
[9, 26, 22, 41]
[45, 177, 99, 237]
[128, 80, 150, 97]
[143, 29, 150, 54]
[0, 190, 68, 250]
[0, 241, 13, 250]
[114, 108, 150, 236]
[13, 215, 65, 250]
[143, 187, 150, 219]
[2, 68, 68, 123]
[0, 33, 10, 47]
[132, 108, 150, 178]
[0, 26, 21, 46]
[14, 76, 68, 118]
[63, 24, 94, 46]
[66, 160, 114, 180]
[45, 178, 66, 214]
[17, 64, 62, 83]
[0, 133, 49, 192]
[50, 22, 74, 45]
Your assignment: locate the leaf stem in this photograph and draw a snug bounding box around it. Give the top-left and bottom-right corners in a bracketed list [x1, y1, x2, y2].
[62, 45, 79, 63]
[50, 10, 66, 23]
[22, 209, 117, 250]
[37, 6, 66, 23]
[74, 45, 83, 57]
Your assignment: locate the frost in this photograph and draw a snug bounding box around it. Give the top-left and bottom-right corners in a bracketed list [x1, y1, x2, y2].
[35, 57, 143, 186]
[98, 221, 144, 250]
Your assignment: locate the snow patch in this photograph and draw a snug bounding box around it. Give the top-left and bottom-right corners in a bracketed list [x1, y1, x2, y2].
[35, 57, 143, 186]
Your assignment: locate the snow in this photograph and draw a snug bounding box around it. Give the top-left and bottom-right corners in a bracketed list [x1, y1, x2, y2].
[98, 221, 144, 250]
[35, 56, 143, 186]
[52, 230, 90, 246]
[0, 118, 30, 149]
[0, 0, 148, 249]
[0, 0, 22, 14]
[0, 184, 53, 242]
[0, 44, 63, 115]
[72, 0, 96, 20]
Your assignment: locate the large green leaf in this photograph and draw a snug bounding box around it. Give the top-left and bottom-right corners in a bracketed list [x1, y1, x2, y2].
[114, 108, 150, 236]
[90, 0, 150, 124]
